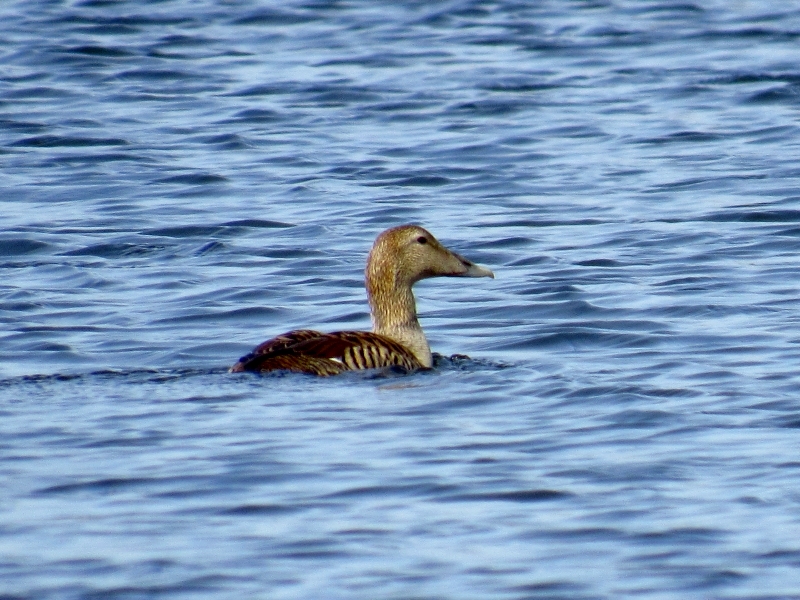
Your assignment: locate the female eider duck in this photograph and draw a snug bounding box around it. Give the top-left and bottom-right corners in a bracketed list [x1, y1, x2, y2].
[230, 224, 494, 376]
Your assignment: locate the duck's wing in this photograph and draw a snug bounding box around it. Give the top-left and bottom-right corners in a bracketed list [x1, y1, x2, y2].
[250, 329, 324, 356]
[231, 351, 349, 376]
[230, 330, 422, 376]
[229, 329, 325, 373]
[295, 331, 423, 372]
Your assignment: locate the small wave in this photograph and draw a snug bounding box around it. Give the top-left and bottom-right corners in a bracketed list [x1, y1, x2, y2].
[496, 329, 658, 350]
[155, 173, 228, 185]
[145, 220, 293, 239]
[153, 306, 284, 324]
[3, 86, 74, 99]
[35, 477, 152, 496]
[443, 489, 573, 502]
[114, 69, 196, 82]
[325, 482, 458, 499]
[635, 130, 722, 145]
[747, 84, 800, 104]
[575, 258, 621, 267]
[195, 241, 223, 255]
[703, 209, 800, 223]
[383, 175, 451, 187]
[220, 503, 299, 515]
[11, 135, 129, 147]
[448, 100, 527, 116]
[0, 368, 229, 389]
[227, 108, 283, 123]
[0, 239, 49, 256]
[146, 225, 224, 238]
[196, 133, 251, 150]
[67, 45, 134, 57]
[0, 118, 48, 133]
[232, 9, 320, 26]
[222, 219, 293, 229]
[61, 242, 165, 258]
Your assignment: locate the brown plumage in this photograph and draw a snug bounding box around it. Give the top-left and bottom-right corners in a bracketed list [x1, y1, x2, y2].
[230, 224, 494, 376]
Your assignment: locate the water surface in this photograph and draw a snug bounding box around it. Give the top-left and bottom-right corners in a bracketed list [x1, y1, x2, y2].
[2, 1, 800, 598]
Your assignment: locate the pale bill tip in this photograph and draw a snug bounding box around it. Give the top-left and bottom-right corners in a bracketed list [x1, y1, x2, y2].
[467, 263, 495, 279]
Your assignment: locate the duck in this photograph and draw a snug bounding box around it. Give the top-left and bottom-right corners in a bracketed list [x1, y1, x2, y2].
[229, 224, 494, 376]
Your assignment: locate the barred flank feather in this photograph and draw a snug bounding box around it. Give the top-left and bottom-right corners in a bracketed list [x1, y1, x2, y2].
[229, 330, 422, 376]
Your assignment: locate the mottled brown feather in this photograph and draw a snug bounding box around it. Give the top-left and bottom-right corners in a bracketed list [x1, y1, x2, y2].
[230, 330, 422, 375]
[250, 329, 323, 356]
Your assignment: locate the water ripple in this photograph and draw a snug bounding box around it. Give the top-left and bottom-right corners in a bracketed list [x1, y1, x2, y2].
[2, 0, 800, 598]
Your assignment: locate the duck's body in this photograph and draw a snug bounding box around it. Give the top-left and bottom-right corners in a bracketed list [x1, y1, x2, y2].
[230, 329, 421, 375]
[230, 225, 493, 376]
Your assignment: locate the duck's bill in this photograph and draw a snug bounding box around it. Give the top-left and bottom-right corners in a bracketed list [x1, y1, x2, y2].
[452, 252, 494, 278]
[441, 249, 495, 279]
[464, 262, 494, 278]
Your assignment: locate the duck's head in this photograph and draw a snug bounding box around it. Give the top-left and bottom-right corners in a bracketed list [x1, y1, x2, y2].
[366, 224, 494, 289]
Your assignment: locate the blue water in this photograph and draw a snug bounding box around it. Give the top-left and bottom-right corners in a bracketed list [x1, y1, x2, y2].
[3, 0, 800, 597]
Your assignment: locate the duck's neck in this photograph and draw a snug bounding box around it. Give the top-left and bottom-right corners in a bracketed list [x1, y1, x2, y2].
[367, 275, 432, 368]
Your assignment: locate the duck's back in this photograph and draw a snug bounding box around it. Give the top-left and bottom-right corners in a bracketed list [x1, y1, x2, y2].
[230, 329, 423, 375]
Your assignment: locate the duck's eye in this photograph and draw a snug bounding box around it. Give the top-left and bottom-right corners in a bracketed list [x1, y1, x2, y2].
[417, 236, 428, 245]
